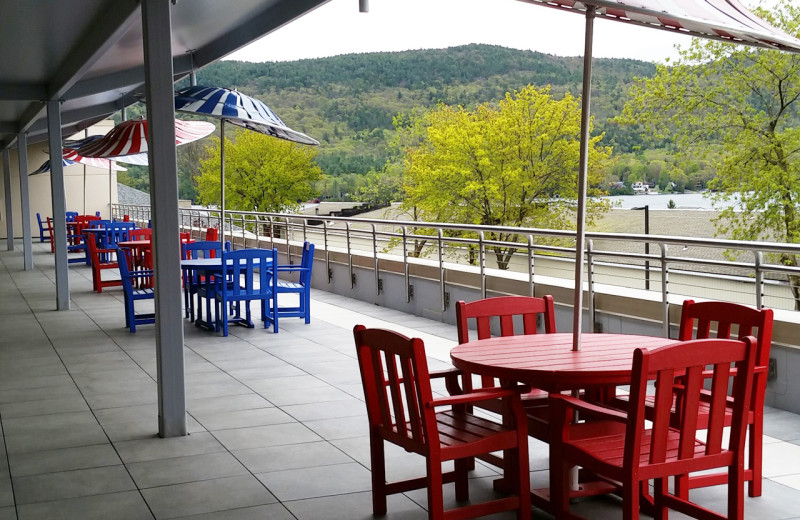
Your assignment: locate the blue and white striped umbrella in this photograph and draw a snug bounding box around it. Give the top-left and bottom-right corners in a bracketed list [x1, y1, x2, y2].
[29, 158, 75, 175]
[174, 85, 319, 245]
[174, 86, 319, 146]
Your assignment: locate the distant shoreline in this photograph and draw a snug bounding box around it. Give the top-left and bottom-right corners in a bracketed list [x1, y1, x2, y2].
[590, 208, 724, 239]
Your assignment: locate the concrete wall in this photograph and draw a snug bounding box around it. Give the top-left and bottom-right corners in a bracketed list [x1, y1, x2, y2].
[265, 241, 800, 415]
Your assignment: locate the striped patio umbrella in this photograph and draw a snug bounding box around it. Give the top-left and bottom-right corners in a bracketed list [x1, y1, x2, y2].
[513, 0, 800, 350]
[174, 86, 319, 243]
[112, 152, 149, 166]
[62, 148, 127, 170]
[174, 86, 319, 146]
[29, 158, 75, 176]
[77, 118, 216, 158]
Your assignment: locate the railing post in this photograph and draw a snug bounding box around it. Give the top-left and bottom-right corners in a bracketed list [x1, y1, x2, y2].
[347, 222, 354, 289]
[373, 223, 381, 295]
[661, 243, 670, 338]
[240, 214, 245, 247]
[587, 239, 595, 331]
[402, 226, 411, 302]
[528, 235, 535, 297]
[438, 228, 446, 312]
[755, 250, 764, 309]
[324, 220, 332, 283]
[479, 231, 486, 299]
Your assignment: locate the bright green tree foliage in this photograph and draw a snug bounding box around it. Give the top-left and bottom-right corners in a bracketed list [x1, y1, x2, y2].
[197, 130, 322, 213]
[397, 85, 611, 268]
[618, 0, 800, 306]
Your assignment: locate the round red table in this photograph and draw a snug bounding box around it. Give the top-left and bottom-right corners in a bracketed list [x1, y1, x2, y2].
[451, 332, 678, 513]
[450, 332, 677, 392]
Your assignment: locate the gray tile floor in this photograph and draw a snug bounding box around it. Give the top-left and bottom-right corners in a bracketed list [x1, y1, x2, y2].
[2, 242, 800, 519]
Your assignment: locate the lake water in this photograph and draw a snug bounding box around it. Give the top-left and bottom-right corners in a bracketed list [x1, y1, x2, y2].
[598, 192, 739, 210]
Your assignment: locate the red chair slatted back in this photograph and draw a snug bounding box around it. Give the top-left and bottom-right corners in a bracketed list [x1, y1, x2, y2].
[678, 299, 773, 409]
[628, 337, 756, 469]
[456, 295, 556, 387]
[353, 325, 433, 451]
[129, 228, 152, 241]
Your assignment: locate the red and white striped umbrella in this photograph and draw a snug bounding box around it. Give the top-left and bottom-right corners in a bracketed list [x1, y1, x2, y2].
[78, 118, 216, 158]
[62, 148, 127, 171]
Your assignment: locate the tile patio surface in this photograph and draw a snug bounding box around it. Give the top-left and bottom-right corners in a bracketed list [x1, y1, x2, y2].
[1, 242, 800, 519]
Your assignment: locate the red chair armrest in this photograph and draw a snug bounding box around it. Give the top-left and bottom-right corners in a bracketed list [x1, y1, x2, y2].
[428, 385, 529, 408]
[550, 394, 628, 423]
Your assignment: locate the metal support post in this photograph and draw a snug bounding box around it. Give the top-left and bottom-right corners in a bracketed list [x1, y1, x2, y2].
[47, 100, 70, 310]
[142, 0, 187, 438]
[18, 133, 33, 269]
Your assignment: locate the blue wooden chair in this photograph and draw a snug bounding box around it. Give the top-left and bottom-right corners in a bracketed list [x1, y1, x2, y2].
[182, 240, 229, 323]
[117, 247, 155, 333]
[104, 221, 135, 248]
[36, 213, 51, 243]
[213, 248, 278, 336]
[65, 211, 78, 222]
[273, 241, 315, 324]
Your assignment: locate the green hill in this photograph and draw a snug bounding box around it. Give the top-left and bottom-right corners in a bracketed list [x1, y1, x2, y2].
[196, 44, 656, 176]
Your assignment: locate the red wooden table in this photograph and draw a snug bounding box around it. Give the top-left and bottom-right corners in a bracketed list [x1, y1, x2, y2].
[450, 332, 676, 392]
[450, 332, 677, 513]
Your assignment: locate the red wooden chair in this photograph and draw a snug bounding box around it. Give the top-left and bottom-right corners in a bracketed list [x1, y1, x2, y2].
[455, 295, 556, 444]
[353, 325, 531, 520]
[85, 231, 122, 293]
[549, 336, 757, 520]
[205, 227, 218, 242]
[46, 217, 55, 253]
[674, 300, 773, 498]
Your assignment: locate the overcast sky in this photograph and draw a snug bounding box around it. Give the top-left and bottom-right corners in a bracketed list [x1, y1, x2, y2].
[227, 0, 693, 64]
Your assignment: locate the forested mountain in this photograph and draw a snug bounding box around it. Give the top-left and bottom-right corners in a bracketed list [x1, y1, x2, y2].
[195, 44, 656, 177]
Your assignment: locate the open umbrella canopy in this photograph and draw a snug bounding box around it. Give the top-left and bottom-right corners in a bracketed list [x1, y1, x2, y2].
[77, 118, 216, 158]
[29, 158, 75, 176]
[174, 86, 319, 146]
[517, 0, 800, 52]
[62, 148, 127, 170]
[512, 0, 800, 350]
[112, 153, 149, 166]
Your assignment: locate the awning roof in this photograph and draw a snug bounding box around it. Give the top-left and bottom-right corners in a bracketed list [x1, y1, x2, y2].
[0, 0, 331, 150]
[517, 0, 800, 53]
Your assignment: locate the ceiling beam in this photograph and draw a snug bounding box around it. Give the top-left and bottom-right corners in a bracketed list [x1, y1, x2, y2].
[0, 84, 47, 101]
[47, 2, 141, 99]
[16, 1, 141, 137]
[65, 53, 194, 101]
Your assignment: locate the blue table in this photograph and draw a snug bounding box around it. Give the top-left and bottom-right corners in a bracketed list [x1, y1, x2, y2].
[180, 257, 274, 331]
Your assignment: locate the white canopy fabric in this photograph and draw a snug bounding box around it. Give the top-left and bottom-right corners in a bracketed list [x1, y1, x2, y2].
[517, 0, 800, 53]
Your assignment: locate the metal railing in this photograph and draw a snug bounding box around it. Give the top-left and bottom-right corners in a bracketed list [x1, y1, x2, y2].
[113, 204, 800, 318]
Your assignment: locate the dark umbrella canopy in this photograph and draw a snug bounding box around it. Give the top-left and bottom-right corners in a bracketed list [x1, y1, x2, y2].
[174, 86, 319, 146]
[174, 85, 319, 245]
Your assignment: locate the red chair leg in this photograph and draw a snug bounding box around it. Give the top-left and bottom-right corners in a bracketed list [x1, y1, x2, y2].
[454, 458, 469, 502]
[749, 420, 763, 497]
[427, 459, 444, 520]
[370, 434, 387, 516]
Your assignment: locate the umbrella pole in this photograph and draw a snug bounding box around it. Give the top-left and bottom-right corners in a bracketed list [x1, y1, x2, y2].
[220, 119, 225, 247]
[572, 6, 596, 352]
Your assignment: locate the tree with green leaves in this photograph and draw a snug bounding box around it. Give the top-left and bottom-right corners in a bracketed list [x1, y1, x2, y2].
[196, 130, 322, 213]
[396, 85, 612, 269]
[618, 0, 800, 307]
